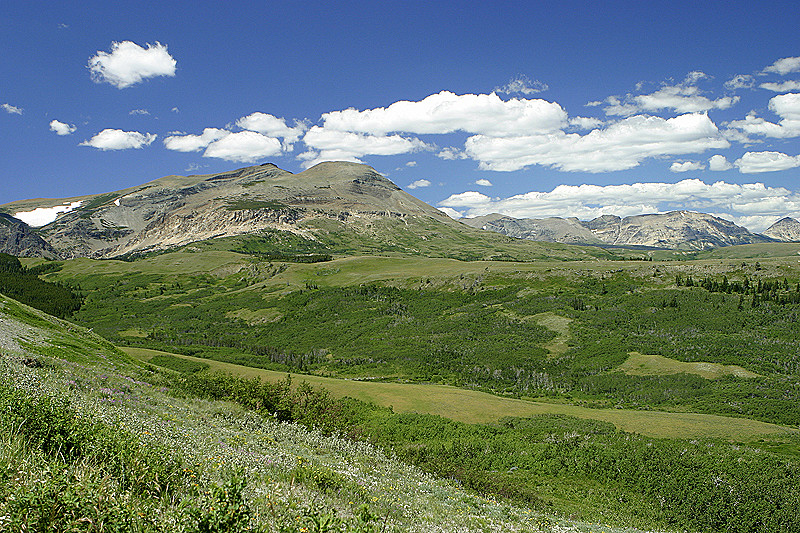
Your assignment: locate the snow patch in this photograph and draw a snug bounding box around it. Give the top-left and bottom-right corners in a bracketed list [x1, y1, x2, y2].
[114, 198, 121, 206]
[14, 201, 82, 227]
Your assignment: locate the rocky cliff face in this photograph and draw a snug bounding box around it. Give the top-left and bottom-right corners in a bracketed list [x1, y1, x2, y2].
[0, 162, 455, 259]
[463, 211, 775, 250]
[0, 214, 60, 259]
[763, 217, 800, 242]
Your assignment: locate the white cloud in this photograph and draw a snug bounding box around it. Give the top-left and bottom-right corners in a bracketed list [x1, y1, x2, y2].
[734, 151, 800, 173]
[495, 75, 549, 95]
[708, 154, 733, 171]
[163, 128, 230, 152]
[49, 119, 76, 135]
[759, 80, 800, 93]
[79, 129, 156, 150]
[724, 74, 755, 90]
[299, 126, 430, 168]
[763, 56, 800, 75]
[727, 93, 800, 138]
[437, 147, 468, 160]
[475, 179, 493, 186]
[405, 161, 417, 167]
[320, 91, 568, 137]
[202, 131, 282, 163]
[129, 109, 150, 115]
[603, 72, 739, 117]
[439, 179, 800, 232]
[235, 112, 306, 147]
[569, 116, 604, 129]
[438, 207, 463, 219]
[171, 107, 179, 113]
[2, 103, 22, 115]
[407, 179, 431, 189]
[13, 201, 82, 227]
[670, 161, 704, 172]
[463, 113, 729, 172]
[88, 41, 176, 89]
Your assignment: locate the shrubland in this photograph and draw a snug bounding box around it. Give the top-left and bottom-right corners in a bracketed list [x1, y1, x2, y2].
[7, 241, 800, 531]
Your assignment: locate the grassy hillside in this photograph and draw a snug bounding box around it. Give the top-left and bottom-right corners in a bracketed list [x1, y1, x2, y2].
[3, 293, 799, 532]
[1, 293, 620, 532]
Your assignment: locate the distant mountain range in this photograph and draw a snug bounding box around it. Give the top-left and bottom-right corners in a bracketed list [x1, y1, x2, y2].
[2, 161, 800, 258]
[463, 211, 800, 250]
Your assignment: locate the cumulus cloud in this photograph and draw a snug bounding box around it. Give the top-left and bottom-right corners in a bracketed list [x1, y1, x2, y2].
[405, 161, 417, 167]
[49, 119, 76, 135]
[604, 76, 739, 117]
[437, 147, 468, 160]
[759, 80, 800, 92]
[88, 41, 176, 89]
[439, 179, 800, 232]
[407, 179, 431, 189]
[438, 207, 463, 219]
[320, 91, 568, 137]
[725, 74, 755, 90]
[475, 179, 493, 186]
[727, 93, 800, 138]
[2, 103, 22, 115]
[670, 161, 704, 172]
[235, 112, 306, 147]
[601, 71, 741, 118]
[495, 75, 549, 95]
[734, 151, 800, 173]
[569, 116, 604, 129]
[708, 154, 733, 171]
[163, 128, 229, 152]
[463, 113, 729, 172]
[299, 126, 430, 168]
[763, 56, 800, 75]
[202, 131, 283, 163]
[79, 129, 156, 150]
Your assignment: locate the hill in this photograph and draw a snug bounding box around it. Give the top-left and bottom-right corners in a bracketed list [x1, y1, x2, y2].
[0, 162, 612, 262]
[463, 211, 775, 250]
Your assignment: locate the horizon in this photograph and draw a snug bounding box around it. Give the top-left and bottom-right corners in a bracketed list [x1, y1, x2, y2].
[2, 1, 799, 232]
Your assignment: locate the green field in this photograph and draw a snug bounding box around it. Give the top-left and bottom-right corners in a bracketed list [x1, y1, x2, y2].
[123, 346, 795, 441]
[618, 352, 760, 379]
[9, 240, 800, 532]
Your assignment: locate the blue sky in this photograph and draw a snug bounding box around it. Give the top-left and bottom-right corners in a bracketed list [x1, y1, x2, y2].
[2, 0, 799, 231]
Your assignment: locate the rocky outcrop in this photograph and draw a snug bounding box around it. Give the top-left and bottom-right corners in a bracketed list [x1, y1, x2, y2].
[0, 214, 60, 259]
[763, 217, 800, 242]
[463, 211, 775, 250]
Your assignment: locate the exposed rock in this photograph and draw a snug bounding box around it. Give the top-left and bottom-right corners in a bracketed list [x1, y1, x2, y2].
[0, 162, 455, 259]
[463, 214, 602, 245]
[763, 217, 800, 242]
[463, 211, 775, 250]
[0, 213, 60, 258]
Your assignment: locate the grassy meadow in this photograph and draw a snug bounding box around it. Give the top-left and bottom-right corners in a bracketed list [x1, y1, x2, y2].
[7, 238, 800, 531]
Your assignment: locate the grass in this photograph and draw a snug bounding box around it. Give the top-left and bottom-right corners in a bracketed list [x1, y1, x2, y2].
[1, 294, 656, 533]
[123, 346, 796, 441]
[618, 352, 760, 379]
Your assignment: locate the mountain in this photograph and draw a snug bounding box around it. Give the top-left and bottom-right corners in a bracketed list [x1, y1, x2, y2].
[0, 213, 60, 259]
[464, 210, 775, 250]
[464, 213, 604, 245]
[0, 162, 606, 261]
[763, 217, 800, 242]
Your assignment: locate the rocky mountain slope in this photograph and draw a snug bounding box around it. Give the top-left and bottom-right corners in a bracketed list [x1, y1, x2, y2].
[0, 213, 59, 258]
[763, 217, 800, 242]
[0, 162, 457, 259]
[464, 211, 776, 250]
